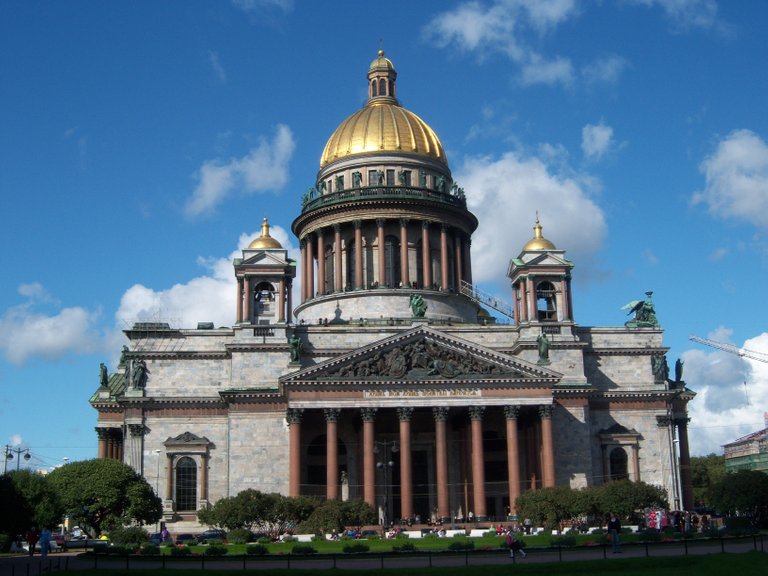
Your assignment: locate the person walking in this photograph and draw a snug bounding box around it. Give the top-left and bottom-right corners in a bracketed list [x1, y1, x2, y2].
[607, 513, 621, 553]
[25, 527, 39, 557]
[39, 528, 51, 559]
[505, 531, 526, 559]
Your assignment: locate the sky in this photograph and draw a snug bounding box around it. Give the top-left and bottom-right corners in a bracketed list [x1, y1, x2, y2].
[1, 0, 768, 473]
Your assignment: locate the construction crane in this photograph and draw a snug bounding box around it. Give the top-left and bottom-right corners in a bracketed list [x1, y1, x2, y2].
[689, 335, 768, 363]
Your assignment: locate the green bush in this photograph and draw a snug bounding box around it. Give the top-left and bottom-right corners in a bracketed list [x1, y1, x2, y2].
[639, 528, 662, 542]
[204, 538, 224, 546]
[140, 543, 160, 555]
[395, 531, 410, 539]
[448, 539, 474, 551]
[392, 541, 415, 552]
[170, 546, 192, 556]
[204, 544, 228, 556]
[105, 545, 133, 556]
[483, 530, 497, 537]
[282, 535, 297, 542]
[257, 536, 271, 544]
[291, 544, 317, 555]
[109, 526, 150, 547]
[227, 528, 252, 544]
[0, 534, 10, 553]
[246, 543, 268, 556]
[550, 534, 576, 547]
[342, 542, 370, 553]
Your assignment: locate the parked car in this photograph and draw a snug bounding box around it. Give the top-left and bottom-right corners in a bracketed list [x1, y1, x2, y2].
[149, 532, 173, 546]
[174, 533, 197, 546]
[196, 529, 226, 544]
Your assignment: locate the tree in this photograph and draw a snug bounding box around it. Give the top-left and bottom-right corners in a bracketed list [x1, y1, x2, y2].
[0, 474, 31, 543]
[515, 486, 584, 530]
[690, 453, 726, 509]
[298, 499, 376, 534]
[47, 459, 162, 535]
[592, 480, 668, 523]
[710, 469, 768, 527]
[8, 470, 63, 532]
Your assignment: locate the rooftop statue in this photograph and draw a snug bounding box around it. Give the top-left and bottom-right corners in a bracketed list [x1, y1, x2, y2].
[622, 290, 660, 328]
[409, 293, 427, 318]
[288, 333, 303, 363]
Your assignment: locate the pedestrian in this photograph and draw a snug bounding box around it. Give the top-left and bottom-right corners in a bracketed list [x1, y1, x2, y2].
[505, 531, 526, 559]
[39, 528, 51, 559]
[25, 527, 39, 557]
[607, 512, 621, 553]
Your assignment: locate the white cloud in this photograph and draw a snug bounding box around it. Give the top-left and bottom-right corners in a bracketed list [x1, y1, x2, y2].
[692, 129, 768, 228]
[185, 124, 295, 217]
[423, 0, 577, 65]
[581, 122, 615, 160]
[685, 329, 768, 455]
[520, 54, 574, 87]
[581, 55, 627, 85]
[0, 288, 102, 365]
[457, 149, 606, 287]
[628, 0, 719, 31]
[115, 225, 301, 330]
[208, 51, 227, 83]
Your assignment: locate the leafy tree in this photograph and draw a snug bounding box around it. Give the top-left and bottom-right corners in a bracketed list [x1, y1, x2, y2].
[592, 480, 668, 523]
[8, 470, 63, 531]
[0, 474, 31, 542]
[710, 469, 768, 527]
[298, 499, 376, 534]
[47, 458, 162, 535]
[515, 486, 584, 530]
[690, 453, 726, 508]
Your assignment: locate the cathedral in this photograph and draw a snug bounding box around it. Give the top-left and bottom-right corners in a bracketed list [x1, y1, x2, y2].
[91, 51, 694, 529]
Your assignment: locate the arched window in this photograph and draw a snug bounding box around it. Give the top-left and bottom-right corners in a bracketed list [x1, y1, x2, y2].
[175, 457, 197, 511]
[536, 281, 557, 321]
[371, 80, 377, 97]
[609, 448, 629, 481]
[384, 235, 400, 288]
[378, 78, 386, 96]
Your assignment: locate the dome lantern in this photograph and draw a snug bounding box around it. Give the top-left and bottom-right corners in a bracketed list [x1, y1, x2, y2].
[368, 49, 397, 103]
[248, 216, 283, 250]
[522, 215, 556, 251]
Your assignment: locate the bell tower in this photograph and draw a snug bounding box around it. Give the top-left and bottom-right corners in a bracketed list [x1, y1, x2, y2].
[507, 217, 575, 327]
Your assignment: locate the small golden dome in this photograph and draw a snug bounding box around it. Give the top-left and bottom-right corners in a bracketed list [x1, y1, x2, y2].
[522, 216, 556, 251]
[319, 51, 447, 168]
[248, 217, 283, 250]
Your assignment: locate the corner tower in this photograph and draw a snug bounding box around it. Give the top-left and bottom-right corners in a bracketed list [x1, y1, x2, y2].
[292, 51, 480, 324]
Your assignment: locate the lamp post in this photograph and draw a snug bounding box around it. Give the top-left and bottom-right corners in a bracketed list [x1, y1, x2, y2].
[154, 449, 162, 532]
[4, 445, 31, 474]
[375, 440, 399, 530]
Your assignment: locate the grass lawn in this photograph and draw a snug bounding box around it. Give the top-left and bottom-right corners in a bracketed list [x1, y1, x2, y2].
[56, 551, 766, 576]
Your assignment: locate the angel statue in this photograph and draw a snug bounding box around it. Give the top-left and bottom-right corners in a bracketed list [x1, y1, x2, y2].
[622, 290, 659, 328]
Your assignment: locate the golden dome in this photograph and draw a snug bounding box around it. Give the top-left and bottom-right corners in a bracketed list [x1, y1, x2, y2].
[248, 216, 282, 250]
[522, 216, 557, 251]
[319, 51, 447, 168]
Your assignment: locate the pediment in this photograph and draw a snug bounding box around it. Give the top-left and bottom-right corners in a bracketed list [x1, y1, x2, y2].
[281, 325, 561, 385]
[238, 251, 290, 267]
[520, 252, 573, 267]
[164, 431, 211, 447]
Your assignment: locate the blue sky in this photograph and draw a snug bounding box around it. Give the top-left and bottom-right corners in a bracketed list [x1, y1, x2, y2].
[2, 0, 768, 471]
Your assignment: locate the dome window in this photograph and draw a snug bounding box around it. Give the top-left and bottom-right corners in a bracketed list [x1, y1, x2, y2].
[379, 78, 387, 96]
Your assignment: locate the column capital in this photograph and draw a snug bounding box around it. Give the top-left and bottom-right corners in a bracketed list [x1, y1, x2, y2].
[422, 220, 431, 230]
[397, 407, 414, 421]
[333, 223, 342, 233]
[324, 408, 341, 423]
[441, 223, 450, 232]
[504, 405, 521, 420]
[376, 218, 386, 227]
[286, 408, 304, 425]
[674, 416, 691, 428]
[399, 218, 409, 227]
[432, 406, 449, 421]
[353, 219, 363, 230]
[128, 423, 146, 437]
[360, 407, 378, 422]
[468, 406, 485, 421]
[95, 427, 110, 440]
[538, 404, 554, 419]
[656, 415, 672, 428]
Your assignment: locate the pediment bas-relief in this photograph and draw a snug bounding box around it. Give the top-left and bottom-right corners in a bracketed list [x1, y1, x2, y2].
[324, 338, 524, 381]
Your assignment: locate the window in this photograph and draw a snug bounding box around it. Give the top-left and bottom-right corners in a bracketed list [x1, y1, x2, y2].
[386, 170, 395, 186]
[175, 457, 197, 512]
[384, 235, 400, 288]
[346, 237, 356, 289]
[378, 78, 386, 96]
[536, 281, 557, 321]
[371, 80, 377, 97]
[609, 448, 629, 481]
[368, 170, 378, 186]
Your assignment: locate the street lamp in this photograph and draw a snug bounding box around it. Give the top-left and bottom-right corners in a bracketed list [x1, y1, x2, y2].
[375, 440, 399, 530]
[4, 445, 31, 474]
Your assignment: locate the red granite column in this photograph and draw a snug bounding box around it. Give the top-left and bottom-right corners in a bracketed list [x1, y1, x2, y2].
[469, 406, 487, 520]
[504, 406, 521, 514]
[464, 237, 473, 286]
[398, 407, 414, 521]
[287, 409, 303, 497]
[317, 229, 326, 295]
[325, 408, 340, 500]
[454, 235, 463, 289]
[440, 225, 449, 290]
[376, 219, 385, 286]
[334, 225, 342, 291]
[433, 407, 450, 522]
[236, 278, 243, 323]
[399, 219, 409, 286]
[361, 408, 377, 509]
[300, 240, 307, 303]
[421, 221, 431, 289]
[243, 276, 251, 323]
[354, 220, 363, 289]
[512, 284, 520, 326]
[560, 277, 569, 321]
[278, 279, 285, 323]
[539, 405, 556, 487]
[306, 233, 314, 299]
[96, 428, 108, 460]
[286, 280, 293, 323]
[521, 278, 529, 322]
